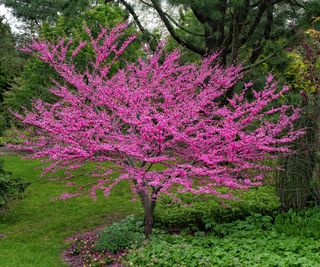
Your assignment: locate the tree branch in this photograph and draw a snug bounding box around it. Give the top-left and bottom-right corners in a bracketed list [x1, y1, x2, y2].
[240, 0, 269, 47]
[242, 36, 296, 71]
[138, 0, 205, 37]
[114, 0, 157, 51]
[149, 0, 206, 56]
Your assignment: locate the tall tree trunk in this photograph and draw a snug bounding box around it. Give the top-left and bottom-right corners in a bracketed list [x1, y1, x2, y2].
[142, 195, 156, 238]
[231, 13, 240, 62]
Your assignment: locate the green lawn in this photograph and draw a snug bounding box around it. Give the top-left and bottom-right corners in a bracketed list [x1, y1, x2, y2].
[0, 155, 138, 267]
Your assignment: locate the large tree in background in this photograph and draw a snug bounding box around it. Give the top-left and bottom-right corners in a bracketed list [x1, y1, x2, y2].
[1, 0, 92, 23]
[2, 3, 141, 116]
[0, 17, 21, 101]
[0, 16, 23, 132]
[4, 0, 318, 66]
[112, 0, 318, 66]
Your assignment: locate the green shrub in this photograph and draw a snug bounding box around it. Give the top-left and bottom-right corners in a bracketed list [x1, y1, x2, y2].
[0, 115, 6, 136]
[154, 186, 280, 232]
[126, 212, 320, 267]
[126, 234, 320, 267]
[0, 159, 29, 214]
[274, 207, 320, 238]
[95, 215, 144, 253]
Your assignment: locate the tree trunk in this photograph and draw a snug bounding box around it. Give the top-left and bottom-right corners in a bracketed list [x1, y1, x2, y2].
[142, 195, 156, 238]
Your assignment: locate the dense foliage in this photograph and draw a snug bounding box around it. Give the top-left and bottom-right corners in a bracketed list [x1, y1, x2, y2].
[0, 17, 23, 133]
[126, 210, 320, 267]
[2, 3, 140, 117]
[153, 187, 280, 231]
[95, 215, 144, 253]
[69, 204, 320, 266]
[0, 158, 29, 214]
[276, 21, 320, 209]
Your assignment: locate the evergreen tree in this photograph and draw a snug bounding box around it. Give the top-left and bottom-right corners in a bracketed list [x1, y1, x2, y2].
[1, 0, 92, 23]
[0, 17, 21, 102]
[0, 17, 23, 132]
[116, 0, 318, 66]
[3, 3, 141, 115]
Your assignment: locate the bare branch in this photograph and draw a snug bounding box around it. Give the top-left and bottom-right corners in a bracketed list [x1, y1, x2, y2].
[242, 36, 296, 71]
[149, 0, 206, 56]
[114, 0, 158, 51]
[138, 0, 205, 37]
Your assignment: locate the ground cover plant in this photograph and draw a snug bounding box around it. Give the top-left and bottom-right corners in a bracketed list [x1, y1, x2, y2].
[67, 207, 320, 267]
[11, 23, 302, 237]
[125, 212, 320, 267]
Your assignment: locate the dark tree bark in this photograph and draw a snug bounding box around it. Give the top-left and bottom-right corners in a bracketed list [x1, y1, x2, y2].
[135, 182, 159, 238]
[231, 12, 240, 63]
[150, 0, 206, 56]
[142, 195, 156, 238]
[113, 0, 304, 70]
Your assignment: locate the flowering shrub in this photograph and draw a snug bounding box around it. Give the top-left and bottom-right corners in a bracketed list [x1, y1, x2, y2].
[12, 23, 302, 236]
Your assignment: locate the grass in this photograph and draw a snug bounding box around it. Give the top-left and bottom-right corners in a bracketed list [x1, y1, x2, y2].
[0, 155, 138, 267]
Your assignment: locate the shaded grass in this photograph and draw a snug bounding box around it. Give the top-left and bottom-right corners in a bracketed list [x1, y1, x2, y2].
[0, 155, 138, 267]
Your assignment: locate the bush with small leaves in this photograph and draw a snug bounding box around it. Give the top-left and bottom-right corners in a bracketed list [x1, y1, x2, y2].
[95, 216, 144, 253]
[274, 207, 320, 239]
[125, 210, 320, 267]
[154, 186, 280, 232]
[0, 159, 29, 215]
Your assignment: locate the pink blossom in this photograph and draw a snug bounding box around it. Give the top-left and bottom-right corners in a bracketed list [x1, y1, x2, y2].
[11, 24, 302, 203]
[57, 192, 81, 201]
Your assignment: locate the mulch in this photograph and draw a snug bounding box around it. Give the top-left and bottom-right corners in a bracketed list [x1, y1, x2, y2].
[63, 227, 126, 267]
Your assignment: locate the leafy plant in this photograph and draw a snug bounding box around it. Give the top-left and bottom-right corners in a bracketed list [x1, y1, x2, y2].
[0, 158, 29, 214]
[95, 215, 144, 253]
[154, 186, 279, 232]
[126, 211, 320, 267]
[274, 207, 320, 239]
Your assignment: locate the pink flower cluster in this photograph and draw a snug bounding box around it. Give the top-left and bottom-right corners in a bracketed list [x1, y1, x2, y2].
[57, 192, 81, 201]
[12, 23, 303, 200]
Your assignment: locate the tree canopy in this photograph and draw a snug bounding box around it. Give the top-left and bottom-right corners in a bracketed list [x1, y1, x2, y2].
[12, 24, 302, 236]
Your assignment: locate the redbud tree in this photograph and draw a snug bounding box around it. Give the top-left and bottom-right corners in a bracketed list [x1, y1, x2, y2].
[12, 24, 302, 237]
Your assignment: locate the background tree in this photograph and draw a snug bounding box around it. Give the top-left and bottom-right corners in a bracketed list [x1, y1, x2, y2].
[114, 0, 317, 66]
[11, 25, 302, 237]
[0, 17, 18, 100]
[276, 18, 320, 210]
[1, 0, 92, 24]
[3, 0, 319, 66]
[2, 3, 141, 118]
[0, 16, 23, 132]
